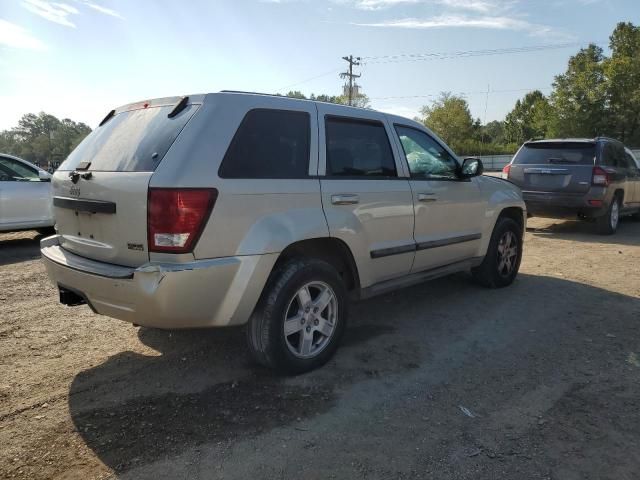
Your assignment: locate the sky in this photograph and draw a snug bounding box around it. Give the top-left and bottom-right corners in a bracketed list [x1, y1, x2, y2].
[0, 0, 638, 131]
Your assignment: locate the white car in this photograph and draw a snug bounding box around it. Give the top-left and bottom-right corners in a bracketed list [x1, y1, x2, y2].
[0, 153, 54, 233]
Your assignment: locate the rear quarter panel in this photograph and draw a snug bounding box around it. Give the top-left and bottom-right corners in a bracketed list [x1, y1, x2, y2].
[149, 93, 329, 259]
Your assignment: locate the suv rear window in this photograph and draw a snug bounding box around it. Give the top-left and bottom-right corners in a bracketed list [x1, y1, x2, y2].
[513, 143, 596, 165]
[219, 109, 310, 179]
[58, 104, 198, 172]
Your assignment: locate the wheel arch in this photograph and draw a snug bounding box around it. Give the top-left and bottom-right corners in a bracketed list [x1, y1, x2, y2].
[271, 237, 361, 295]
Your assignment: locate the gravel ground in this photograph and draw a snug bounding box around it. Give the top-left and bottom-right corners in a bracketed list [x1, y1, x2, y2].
[1, 217, 639, 480]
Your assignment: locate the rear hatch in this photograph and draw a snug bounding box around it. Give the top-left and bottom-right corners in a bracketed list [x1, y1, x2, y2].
[509, 142, 596, 194]
[53, 97, 199, 267]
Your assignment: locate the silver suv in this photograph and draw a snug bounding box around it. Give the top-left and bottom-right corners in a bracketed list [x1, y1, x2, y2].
[41, 92, 526, 373]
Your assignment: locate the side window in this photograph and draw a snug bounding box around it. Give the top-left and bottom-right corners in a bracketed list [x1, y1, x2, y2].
[219, 109, 310, 179]
[626, 151, 639, 170]
[325, 117, 397, 177]
[0, 157, 38, 181]
[394, 125, 459, 179]
[602, 142, 626, 167]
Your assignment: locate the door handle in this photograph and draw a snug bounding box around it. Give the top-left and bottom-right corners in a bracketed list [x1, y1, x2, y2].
[417, 193, 437, 203]
[331, 194, 359, 205]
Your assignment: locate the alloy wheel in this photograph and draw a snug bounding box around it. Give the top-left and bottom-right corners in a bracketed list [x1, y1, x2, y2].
[283, 281, 338, 359]
[497, 230, 518, 278]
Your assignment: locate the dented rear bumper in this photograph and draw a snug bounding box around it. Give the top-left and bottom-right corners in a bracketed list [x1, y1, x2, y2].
[40, 235, 277, 328]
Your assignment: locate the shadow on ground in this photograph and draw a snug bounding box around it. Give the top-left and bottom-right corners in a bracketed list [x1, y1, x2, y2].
[0, 231, 45, 266]
[527, 217, 640, 246]
[67, 272, 640, 477]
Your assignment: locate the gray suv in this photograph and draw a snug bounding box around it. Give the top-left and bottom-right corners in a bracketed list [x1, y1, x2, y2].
[41, 92, 526, 373]
[504, 138, 640, 234]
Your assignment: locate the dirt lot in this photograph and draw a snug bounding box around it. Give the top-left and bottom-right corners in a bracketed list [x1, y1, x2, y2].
[1, 218, 639, 480]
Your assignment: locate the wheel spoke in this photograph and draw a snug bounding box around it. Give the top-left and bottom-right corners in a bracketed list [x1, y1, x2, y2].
[284, 313, 304, 336]
[313, 287, 333, 313]
[297, 286, 312, 307]
[315, 318, 334, 337]
[299, 330, 313, 356]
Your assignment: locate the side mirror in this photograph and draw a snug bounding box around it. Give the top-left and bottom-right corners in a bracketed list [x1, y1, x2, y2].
[460, 157, 483, 178]
[39, 170, 52, 182]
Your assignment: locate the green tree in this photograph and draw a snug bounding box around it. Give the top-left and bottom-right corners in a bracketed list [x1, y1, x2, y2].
[285, 90, 370, 108]
[549, 44, 608, 138]
[0, 112, 91, 169]
[504, 90, 553, 144]
[420, 92, 474, 150]
[604, 22, 640, 144]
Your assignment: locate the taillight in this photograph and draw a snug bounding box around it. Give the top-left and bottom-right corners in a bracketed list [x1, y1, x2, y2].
[592, 166, 610, 186]
[147, 188, 217, 253]
[501, 164, 511, 179]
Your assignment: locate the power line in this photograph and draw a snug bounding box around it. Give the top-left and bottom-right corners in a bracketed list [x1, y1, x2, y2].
[371, 87, 554, 100]
[361, 42, 601, 65]
[277, 68, 342, 92]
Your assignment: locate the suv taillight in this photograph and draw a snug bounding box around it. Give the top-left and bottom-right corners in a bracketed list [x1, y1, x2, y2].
[501, 164, 511, 179]
[592, 166, 610, 186]
[148, 188, 217, 253]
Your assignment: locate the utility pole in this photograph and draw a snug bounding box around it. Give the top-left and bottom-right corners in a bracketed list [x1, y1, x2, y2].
[340, 55, 361, 106]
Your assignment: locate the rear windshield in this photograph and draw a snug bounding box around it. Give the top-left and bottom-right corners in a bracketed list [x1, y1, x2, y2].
[58, 104, 198, 172]
[513, 143, 596, 166]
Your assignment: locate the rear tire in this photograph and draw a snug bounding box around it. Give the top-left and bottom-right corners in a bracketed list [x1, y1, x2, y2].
[472, 217, 523, 288]
[596, 195, 620, 235]
[247, 259, 348, 374]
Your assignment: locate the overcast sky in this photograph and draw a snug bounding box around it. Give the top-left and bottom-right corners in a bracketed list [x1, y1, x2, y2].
[0, 0, 637, 130]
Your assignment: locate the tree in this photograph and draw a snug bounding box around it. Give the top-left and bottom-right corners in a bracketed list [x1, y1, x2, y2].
[479, 120, 506, 144]
[0, 112, 91, 169]
[420, 92, 474, 150]
[604, 22, 640, 144]
[504, 90, 553, 144]
[549, 44, 608, 138]
[285, 90, 371, 108]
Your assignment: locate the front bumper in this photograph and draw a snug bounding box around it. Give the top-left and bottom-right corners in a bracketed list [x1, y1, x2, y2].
[40, 236, 277, 329]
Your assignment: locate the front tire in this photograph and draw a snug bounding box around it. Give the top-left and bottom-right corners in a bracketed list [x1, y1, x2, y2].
[596, 195, 620, 235]
[472, 217, 523, 288]
[247, 259, 348, 374]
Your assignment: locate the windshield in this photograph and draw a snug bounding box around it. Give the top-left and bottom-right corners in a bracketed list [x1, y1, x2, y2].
[58, 104, 198, 172]
[513, 143, 596, 165]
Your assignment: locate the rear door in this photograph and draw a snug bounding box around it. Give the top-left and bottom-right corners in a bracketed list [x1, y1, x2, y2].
[318, 105, 415, 286]
[53, 98, 199, 267]
[0, 157, 51, 229]
[509, 142, 596, 194]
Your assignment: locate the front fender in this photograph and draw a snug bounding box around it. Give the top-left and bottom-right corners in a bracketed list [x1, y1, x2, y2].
[476, 176, 526, 254]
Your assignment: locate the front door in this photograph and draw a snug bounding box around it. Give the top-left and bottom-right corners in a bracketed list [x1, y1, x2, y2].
[391, 125, 485, 272]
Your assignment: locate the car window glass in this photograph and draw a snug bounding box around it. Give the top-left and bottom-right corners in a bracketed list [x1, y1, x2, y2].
[0, 158, 38, 181]
[626, 151, 639, 170]
[394, 125, 458, 179]
[601, 143, 615, 166]
[325, 117, 397, 177]
[219, 109, 310, 178]
[618, 149, 632, 168]
[59, 104, 198, 172]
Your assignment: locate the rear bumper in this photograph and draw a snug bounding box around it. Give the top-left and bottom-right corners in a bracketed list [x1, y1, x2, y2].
[523, 189, 608, 218]
[40, 235, 277, 329]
